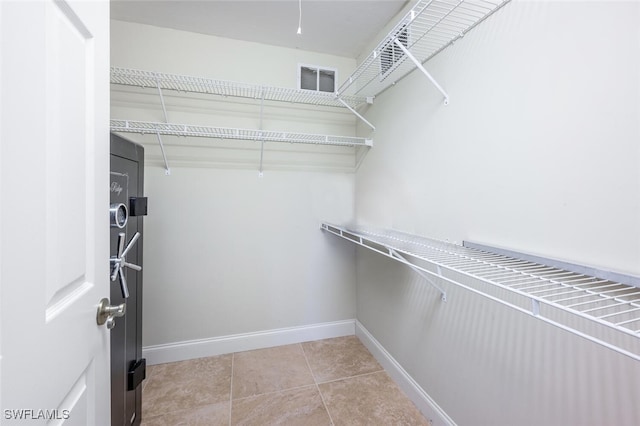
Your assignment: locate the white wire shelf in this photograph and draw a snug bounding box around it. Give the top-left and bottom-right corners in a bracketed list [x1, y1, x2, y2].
[110, 120, 373, 147]
[337, 0, 511, 99]
[321, 223, 640, 361]
[111, 67, 368, 109]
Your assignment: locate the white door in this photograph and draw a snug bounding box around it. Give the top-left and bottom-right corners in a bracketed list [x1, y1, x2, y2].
[0, 0, 110, 424]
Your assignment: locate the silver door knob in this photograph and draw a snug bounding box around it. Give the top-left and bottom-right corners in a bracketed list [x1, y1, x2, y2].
[110, 231, 142, 299]
[97, 298, 126, 329]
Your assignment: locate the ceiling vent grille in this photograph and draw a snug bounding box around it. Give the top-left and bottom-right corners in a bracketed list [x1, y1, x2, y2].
[380, 23, 410, 80]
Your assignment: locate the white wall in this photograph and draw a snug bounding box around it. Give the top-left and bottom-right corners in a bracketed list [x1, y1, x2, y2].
[143, 167, 355, 345]
[355, 1, 640, 425]
[110, 21, 357, 348]
[111, 20, 355, 87]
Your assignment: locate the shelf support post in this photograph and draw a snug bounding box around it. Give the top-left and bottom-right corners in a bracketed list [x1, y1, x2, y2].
[337, 98, 376, 131]
[393, 38, 449, 105]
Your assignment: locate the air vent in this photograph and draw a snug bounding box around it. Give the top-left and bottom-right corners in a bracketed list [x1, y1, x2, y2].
[380, 23, 409, 79]
[298, 64, 336, 93]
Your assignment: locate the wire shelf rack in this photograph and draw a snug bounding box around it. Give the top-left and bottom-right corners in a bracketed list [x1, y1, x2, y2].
[337, 0, 510, 99]
[110, 120, 373, 147]
[111, 67, 368, 109]
[321, 223, 640, 361]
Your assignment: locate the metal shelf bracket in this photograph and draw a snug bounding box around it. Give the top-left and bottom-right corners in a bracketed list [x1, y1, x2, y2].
[390, 249, 447, 301]
[155, 132, 171, 175]
[337, 97, 376, 131]
[320, 223, 447, 302]
[155, 74, 171, 174]
[258, 90, 265, 177]
[393, 38, 449, 105]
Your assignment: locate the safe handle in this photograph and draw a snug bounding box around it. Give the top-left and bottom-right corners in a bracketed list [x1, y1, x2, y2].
[110, 232, 141, 299]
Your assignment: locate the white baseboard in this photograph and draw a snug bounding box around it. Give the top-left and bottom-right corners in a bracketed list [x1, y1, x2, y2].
[143, 319, 355, 365]
[355, 321, 457, 426]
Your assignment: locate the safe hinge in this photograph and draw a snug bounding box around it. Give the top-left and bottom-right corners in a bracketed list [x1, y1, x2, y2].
[127, 358, 146, 391]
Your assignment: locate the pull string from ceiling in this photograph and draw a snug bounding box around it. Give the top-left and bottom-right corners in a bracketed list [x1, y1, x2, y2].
[297, 0, 302, 35]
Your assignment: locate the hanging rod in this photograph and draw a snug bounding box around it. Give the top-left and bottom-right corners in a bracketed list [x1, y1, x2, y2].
[111, 67, 368, 109]
[336, 0, 511, 99]
[110, 120, 373, 147]
[321, 223, 640, 362]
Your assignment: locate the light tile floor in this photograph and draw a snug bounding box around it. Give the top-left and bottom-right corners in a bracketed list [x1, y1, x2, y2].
[141, 336, 429, 425]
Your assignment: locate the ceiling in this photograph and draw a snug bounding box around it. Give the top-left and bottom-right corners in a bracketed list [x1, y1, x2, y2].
[110, 0, 410, 58]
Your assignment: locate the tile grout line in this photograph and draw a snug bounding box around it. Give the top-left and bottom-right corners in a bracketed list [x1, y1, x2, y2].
[229, 352, 235, 426]
[300, 343, 336, 426]
[315, 368, 386, 386]
[232, 383, 320, 402]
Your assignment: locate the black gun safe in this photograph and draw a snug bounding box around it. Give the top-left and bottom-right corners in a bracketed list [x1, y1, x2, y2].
[110, 134, 147, 425]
